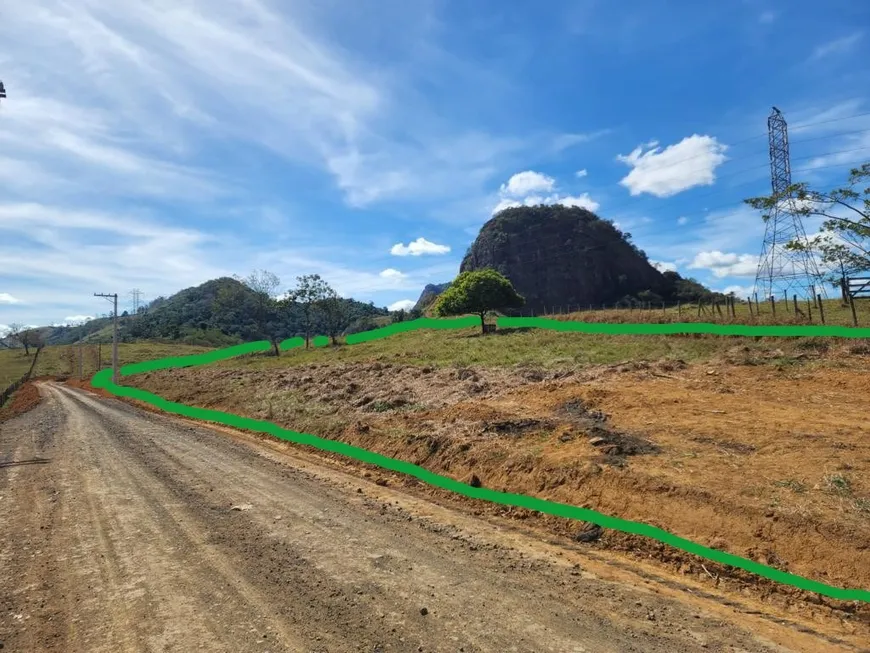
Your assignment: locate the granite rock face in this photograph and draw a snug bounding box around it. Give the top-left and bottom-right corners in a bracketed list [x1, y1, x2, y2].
[459, 205, 666, 313]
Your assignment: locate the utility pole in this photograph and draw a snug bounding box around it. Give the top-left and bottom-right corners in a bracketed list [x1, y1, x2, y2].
[94, 293, 119, 384]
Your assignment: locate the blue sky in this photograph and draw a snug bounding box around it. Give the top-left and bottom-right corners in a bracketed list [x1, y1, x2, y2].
[1, 0, 869, 328]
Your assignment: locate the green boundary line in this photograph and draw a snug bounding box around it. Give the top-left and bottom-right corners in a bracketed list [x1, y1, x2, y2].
[90, 318, 870, 604]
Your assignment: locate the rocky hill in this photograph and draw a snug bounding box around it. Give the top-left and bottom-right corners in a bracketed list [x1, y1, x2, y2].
[460, 205, 715, 313]
[412, 282, 451, 313]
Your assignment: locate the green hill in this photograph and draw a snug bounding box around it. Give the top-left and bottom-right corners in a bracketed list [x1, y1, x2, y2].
[43, 277, 389, 347]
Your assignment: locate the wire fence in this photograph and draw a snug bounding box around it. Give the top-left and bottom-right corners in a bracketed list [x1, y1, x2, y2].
[0, 347, 42, 408]
[503, 292, 869, 327]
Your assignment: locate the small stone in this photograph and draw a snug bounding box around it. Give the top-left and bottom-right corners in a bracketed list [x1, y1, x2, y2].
[357, 488, 363, 493]
[420, 607, 428, 616]
[467, 474, 482, 488]
[230, 503, 253, 511]
[588, 436, 606, 446]
[375, 478, 388, 487]
[573, 522, 603, 543]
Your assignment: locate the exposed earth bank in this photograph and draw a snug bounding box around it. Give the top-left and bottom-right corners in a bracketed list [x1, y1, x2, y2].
[125, 349, 870, 639]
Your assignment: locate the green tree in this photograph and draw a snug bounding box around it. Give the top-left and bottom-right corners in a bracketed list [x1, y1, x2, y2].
[216, 270, 283, 355]
[433, 268, 524, 334]
[316, 288, 349, 345]
[286, 274, 333, 348]
[744, 162, 870, 283]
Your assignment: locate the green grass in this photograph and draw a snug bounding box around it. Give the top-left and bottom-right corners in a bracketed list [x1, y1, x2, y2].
[0, 349, 38, 388]
[31, 341, 214, 379]
[216, 325, 864, 373]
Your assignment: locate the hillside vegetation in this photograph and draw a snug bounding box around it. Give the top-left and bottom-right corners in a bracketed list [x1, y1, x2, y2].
[36, 277, 389, 348]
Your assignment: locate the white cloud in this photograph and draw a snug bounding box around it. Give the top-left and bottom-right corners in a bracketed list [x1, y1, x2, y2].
[721, 285, 756, 298]
[575, 169, 588, 178]
[62, 315, 94, 325]
[388, 299, 416, 312]
[500, 171, 556, 197]
[0, 293, 21, 304]
[677, 216, 689, 225]
[491, 198, 522, 215]
[491, 170, 601, 215]
[810, 32, 863, 60]
[688, 251, 759, 278]
[556, 194, 600, 211]
[616, 135, 728, 197]
[652, 261, 677, 273]
[390, 237, 451, 256]
[379, 268, 406, 279]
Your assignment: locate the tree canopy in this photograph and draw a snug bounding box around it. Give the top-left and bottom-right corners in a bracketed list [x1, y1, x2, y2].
[433, 268, 524, 333]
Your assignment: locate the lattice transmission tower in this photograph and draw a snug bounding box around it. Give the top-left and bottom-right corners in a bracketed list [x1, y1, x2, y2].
[753, 107, 826, 300]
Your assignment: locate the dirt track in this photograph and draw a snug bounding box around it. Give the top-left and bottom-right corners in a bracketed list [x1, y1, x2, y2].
[0, 383, 864, 652]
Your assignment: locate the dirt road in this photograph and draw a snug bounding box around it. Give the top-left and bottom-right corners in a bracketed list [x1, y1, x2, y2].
[0, 384, 861, 652]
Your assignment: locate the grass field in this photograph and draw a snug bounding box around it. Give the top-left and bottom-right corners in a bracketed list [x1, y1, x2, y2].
[0, 349, 38, 388]
[220, 322, 870, 373]
[31, 342, 214, 379]
[524, 296, 870, 327]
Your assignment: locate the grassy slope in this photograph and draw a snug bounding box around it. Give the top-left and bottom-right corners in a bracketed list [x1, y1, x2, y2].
[220, 323, 868, 374]
[0, 349, 38, 388]
[539, 297, 868, 327]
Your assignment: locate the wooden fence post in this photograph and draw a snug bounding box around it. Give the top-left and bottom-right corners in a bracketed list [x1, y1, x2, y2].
[817, 294, 825, 324]
[849, 291, 858, 326]
[806, 298, 812, 322]
[770, 295, 776, 317]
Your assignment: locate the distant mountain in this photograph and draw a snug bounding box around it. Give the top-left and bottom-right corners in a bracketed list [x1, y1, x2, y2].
[412, 282, 452, 313]
[43, 277, 389, 347]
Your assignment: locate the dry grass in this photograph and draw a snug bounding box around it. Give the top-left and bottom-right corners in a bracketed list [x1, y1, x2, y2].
[31, 342, 214, 379]
[543, 297, 869, 327]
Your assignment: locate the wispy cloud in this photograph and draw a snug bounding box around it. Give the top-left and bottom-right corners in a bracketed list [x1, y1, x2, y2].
[810, 32, 863, 61]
